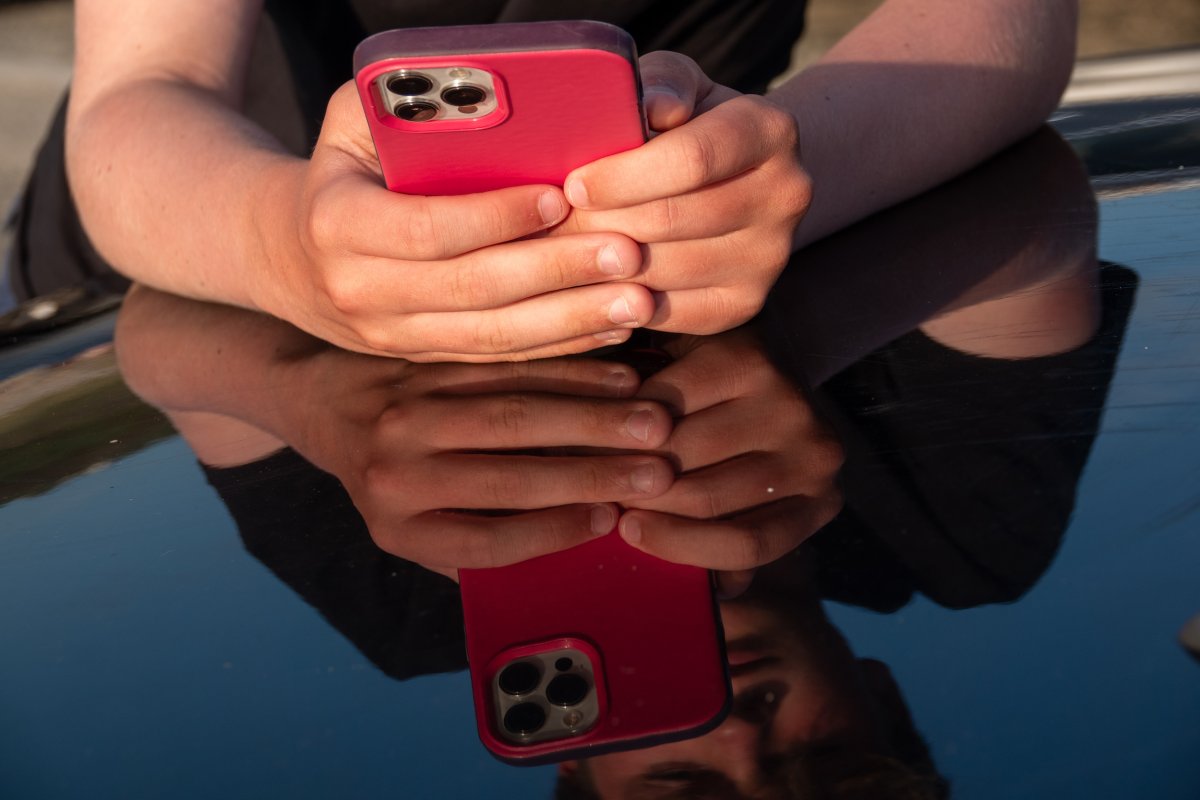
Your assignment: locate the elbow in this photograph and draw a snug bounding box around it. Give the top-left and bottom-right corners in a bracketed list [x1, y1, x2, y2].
[1023, 0, 1080, 123]
[63, 93, 118, 268]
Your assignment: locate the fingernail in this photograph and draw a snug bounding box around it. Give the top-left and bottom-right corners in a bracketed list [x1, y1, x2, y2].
[594, 329, 628, 344]
[608, 296, 638, 325]
[620, 516, 642, 545]
[631, 463, 656, 493]
[626, 409, 653, 442]
[564, 177, 589, 208]
[644, 84, 683, 102]
[538, 191, 564, 225]
[590, 504, 615, 536]
[604, 369, 632, 396]
[597, 244, 624, 275]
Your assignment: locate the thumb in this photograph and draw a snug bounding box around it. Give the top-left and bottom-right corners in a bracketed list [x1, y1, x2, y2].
[639, 51, 712, 132]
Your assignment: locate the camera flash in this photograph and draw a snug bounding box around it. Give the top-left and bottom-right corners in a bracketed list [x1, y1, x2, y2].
[448, 68, 472, 79]
[563, 710, 583, 728]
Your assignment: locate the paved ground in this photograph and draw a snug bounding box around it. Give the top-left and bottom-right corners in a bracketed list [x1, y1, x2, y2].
[2, 0, 1199, 238]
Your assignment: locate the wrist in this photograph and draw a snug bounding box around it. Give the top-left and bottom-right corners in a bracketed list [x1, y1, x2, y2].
[242, 156, 311, 320]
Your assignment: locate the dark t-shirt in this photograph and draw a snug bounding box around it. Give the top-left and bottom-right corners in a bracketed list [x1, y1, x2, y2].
[8, 0, 807, 303]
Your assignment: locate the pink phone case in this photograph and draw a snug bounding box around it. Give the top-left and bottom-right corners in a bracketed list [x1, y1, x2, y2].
[459, 531, 730, 765]
[353, 21, 648, 194]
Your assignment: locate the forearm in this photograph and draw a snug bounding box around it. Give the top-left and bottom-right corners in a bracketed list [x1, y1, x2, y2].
[66, 0, 303, 311]
[66, 79, 302, 310]
[115, 285, 319, 429]
[773, 0, 1078, 247]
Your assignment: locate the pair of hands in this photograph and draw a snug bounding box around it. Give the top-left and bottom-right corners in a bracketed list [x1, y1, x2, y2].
[275, 330, 842, 589]
[259, 52, 810, 361]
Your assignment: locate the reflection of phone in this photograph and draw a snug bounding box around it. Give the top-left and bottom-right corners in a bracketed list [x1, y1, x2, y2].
[353, 20, 648, 195]
[460, 532, 730, 764]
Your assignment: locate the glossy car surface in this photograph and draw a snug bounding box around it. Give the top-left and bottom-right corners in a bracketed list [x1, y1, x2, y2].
[2, 52, 1198, 798]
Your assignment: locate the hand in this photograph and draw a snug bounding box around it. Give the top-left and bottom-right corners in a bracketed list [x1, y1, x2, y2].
[254, 83, 657, 362]
[615, 331, 843, 595]
[272, 352, 675, 576]
[553, 52, 812, 335]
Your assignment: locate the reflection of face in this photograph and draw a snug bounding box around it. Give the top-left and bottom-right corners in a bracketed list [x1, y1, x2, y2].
[564, 599, 884, 798]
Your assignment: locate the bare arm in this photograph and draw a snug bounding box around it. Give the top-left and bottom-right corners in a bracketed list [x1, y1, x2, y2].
[778, 0, 1079, 246]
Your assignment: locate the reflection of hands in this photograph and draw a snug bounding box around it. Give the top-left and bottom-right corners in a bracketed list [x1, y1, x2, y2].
[256, 84, 656, 361]
[271, 353, 675, 574]
[554, 52, 811, 334]
[616, 331, 843, 586]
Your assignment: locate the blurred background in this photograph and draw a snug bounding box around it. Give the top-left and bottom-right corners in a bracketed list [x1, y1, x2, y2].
[2, 0, 1200, 242]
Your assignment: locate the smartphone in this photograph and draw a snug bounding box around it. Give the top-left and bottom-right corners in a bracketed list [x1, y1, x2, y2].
[353, 20, 648, 194]
[459, 530, 729, 765]
[354, 22, 730, 763]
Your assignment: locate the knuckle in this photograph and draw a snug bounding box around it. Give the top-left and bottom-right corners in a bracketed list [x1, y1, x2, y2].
[447, 262, 494, 309]
[819, 486, 845, 527]
[304, 191, 343, 252]
[360, 458, 399, 500]
[485, 394, 533, 442]
[712, 289, 762, 331]
[673, 481, 723, 520]
[480, 465, 532, 506]
[324, 272, 366, 316]
[475, 318, 519, 354]
[646, 196, 684, 239]
[355, 323, 398, 354]
[730, 523, 772, 568]
[459, 525, 504, 568]
[778, 173, 813, 219]
[811, 433, 846, 475]
[676, 128, 719, 187]
[399, 202, 444, 260]
[376, 402, 415, 434]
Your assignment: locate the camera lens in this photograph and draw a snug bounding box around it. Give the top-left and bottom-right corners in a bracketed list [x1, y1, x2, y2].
[503, 702, 546, 736]
[441, 84, 487, 107]
[394, 101, 439, 122]
[498, 661, 541, 696]
[386, 73, 433, 96]
[546, 673, 589, 707]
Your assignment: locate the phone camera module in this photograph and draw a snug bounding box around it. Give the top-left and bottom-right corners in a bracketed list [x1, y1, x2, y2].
[498, 660, 542, 696]
[503, 702, 547, 736]
[441, 84, 487, 108]
[394, 101, 439, 123]
[546, 673, 589, 707]
[386, 73, 433, 96]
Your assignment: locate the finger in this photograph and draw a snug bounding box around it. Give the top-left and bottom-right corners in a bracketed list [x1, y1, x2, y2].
[394, 327, 639, 363]
[417, 359, 642, 398]
[417, 395, 672, 450]
[637, 334, 772, 414]
[617, 495, 843, 571]
[564, 96, 793, 211]
[378, 503, 621, 569]
[310, 168, 569, 261]
[396, 282, 657, 357]
[555, 173, 758, 243]
[423, 454, 674, 508]
[715, 569, 755, 599]
[646, 285, 767, 335]
[624, 451, 834, 517]
[637, 51, 711, 132]
[370, 232, 644, 313]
